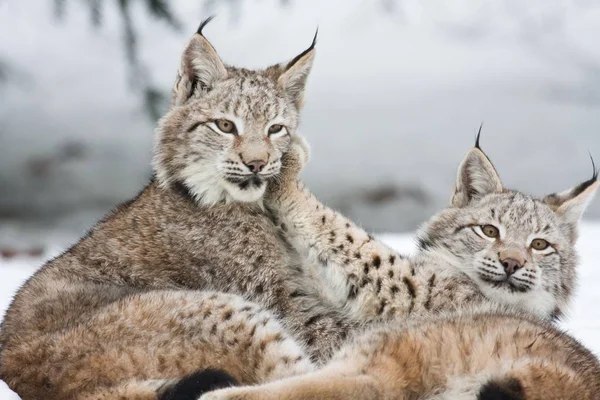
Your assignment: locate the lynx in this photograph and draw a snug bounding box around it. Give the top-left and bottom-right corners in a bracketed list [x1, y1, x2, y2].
[195, 139, 599, 400]
[0, 20, 354, 400]
[266, 133, 599, 323]
[200, 305, 600, 400]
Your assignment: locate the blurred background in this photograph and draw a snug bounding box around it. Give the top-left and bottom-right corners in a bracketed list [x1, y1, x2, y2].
[1, 0, 600, 255]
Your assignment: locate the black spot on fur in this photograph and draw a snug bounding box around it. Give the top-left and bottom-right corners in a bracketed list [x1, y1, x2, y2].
[403, 277, 416, 313]
[373, 255, 381, 269]
[424, 273, 436, 310]
[160, 369, 237, 400]
[477, 378, 524, 400]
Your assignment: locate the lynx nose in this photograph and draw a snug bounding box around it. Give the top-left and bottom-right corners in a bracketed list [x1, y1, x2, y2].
[501, 258, 523, 275]
[244, 160, 267, 174]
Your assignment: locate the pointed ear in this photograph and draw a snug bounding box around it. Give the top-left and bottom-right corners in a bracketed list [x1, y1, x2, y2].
[276, 31, 317, 109]
[543, 177, 599, 228]
[172, 18, 227, 107]
[451, 147, 503, 208]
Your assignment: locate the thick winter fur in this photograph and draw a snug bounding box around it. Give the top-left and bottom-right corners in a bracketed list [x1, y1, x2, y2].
[200, 306, 600, 400]
[0, 24, 352, 400]
[154, 19, 316, 206]
[266, 136, 599, 322]
[194, 141, 600, 400]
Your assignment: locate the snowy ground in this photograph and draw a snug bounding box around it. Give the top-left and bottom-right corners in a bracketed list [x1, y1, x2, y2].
[1, 224, 600, 398]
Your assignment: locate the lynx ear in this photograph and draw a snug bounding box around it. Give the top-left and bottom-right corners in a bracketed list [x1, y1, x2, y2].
[543, 174, 599, 228]
[276, 30, 317, 109]
[172, 17, 227, 107]
[451, 139, 503, 208]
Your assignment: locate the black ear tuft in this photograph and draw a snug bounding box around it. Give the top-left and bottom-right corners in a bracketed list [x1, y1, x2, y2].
[160, 369, 237, 400]
[311, 27, 319, 50]
[475, 122, 484, 149]
[589, 151, 599, 181]
[477, 377, 525, 400]
[197, 15, 216, 36]
[286, 28, 318, 70]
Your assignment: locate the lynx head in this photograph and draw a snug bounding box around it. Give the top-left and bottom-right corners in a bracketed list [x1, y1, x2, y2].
[153, 18, 316, 205]
[417, 136, 599, 320]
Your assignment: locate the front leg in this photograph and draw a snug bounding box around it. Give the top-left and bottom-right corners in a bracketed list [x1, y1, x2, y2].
[267, 137, 415, 322]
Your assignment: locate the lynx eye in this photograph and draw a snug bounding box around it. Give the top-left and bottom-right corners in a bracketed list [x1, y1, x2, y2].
[215, 119, 237, 134]
[531, 238, 550, 251]
[268, 124, 285, 136]
[481, 225, 499, 239]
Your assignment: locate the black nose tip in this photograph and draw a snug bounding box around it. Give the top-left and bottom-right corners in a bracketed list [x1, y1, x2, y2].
[244, 160, 266, 173]
[501, 258, 523, 275]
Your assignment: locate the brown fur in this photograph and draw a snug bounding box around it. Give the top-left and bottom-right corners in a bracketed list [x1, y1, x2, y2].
[0, 27, 351, 399]
[201, 306, 600, 400]
[266, 137, 598, 322]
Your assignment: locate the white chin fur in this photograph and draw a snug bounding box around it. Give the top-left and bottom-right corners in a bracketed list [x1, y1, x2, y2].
[221, 180, 267, 203]
[477, 280, 556, 319]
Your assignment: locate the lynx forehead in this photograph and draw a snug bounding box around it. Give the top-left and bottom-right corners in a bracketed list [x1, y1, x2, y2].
[153, 17, 317, 205]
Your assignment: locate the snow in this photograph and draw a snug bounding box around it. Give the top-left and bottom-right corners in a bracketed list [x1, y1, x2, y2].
[1, 223, 600, 398]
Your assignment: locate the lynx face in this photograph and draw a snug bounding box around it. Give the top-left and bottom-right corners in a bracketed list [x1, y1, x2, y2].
[417, 141, 598, 319]
[154, 19, 316, 205]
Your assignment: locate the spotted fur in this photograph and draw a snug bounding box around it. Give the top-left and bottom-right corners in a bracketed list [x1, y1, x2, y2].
[267, 136, 599, 322]
[0, 25, 351, 400]
[200, 305, 600, 400]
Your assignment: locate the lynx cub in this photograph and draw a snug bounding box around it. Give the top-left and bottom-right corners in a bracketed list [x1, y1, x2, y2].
[0, 21, 352, 400]
[267, 134, 598, 322]
[201, 305, 600, 400]
[200, 138, 600, 400]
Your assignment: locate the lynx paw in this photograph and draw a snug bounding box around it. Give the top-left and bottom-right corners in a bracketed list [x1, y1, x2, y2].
[282, 135, 310, 178]
[267, 135, 310, 198]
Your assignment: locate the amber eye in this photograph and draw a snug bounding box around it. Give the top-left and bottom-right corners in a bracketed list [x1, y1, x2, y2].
[531, 238, 550, 251]
[215, 119, 237, 134]
[481, 225, 500, 238]
[268, 124, 284, 135]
